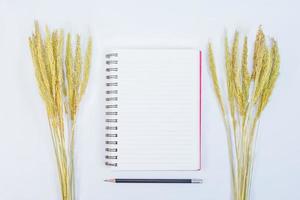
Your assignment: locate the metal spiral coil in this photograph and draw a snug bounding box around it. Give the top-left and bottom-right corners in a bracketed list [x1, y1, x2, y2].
[105, 52, 119, 167]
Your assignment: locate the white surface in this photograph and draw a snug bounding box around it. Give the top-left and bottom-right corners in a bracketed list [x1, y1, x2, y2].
[107, 49, 200, 170]
[0, 0, 299, 199]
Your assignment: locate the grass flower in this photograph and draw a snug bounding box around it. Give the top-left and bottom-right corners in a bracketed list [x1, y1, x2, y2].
[208, 27, 280, 200]
[29, 21, 92, 200]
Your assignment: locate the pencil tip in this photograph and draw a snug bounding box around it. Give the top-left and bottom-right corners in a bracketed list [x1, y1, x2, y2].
[104, 179, 114, 182]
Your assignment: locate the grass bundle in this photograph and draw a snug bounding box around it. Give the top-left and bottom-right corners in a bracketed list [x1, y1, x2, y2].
[208, 27, 280, 200]
[29, 21, 92, 200]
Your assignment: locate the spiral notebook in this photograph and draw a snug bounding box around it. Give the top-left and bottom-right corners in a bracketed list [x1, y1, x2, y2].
[105, 49, 202, 170]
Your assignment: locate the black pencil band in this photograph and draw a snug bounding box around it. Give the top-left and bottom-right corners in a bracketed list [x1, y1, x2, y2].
[116, 179, 192, 183]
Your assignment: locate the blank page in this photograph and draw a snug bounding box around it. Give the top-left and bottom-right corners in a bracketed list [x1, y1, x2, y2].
[105, 49, 201, 170]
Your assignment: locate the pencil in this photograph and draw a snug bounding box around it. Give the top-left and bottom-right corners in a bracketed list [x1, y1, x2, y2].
[104, 178, 203, 184]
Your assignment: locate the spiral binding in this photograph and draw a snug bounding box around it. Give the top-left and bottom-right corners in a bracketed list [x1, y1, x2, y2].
[105, 52, 119, 167]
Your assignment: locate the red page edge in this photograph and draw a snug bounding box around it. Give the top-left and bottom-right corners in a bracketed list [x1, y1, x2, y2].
[199, 50, 202, 170]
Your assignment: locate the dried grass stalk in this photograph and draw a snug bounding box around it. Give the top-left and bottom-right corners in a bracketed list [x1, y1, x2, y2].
[29, 21, 92, 200]
[208, 27, 280, 200]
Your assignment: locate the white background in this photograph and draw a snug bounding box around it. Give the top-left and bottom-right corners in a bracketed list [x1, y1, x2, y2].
[0, 0, 299, 199]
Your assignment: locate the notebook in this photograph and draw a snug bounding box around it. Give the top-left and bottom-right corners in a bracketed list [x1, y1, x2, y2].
[104, 49, 202, 170]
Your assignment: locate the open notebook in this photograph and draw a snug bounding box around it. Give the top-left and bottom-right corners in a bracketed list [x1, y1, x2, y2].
[104, 49, 202, 170]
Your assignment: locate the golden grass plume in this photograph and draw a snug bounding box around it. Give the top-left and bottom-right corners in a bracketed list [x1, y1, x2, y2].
[29, 21, 92, 200]
[208, 27, 280, 200]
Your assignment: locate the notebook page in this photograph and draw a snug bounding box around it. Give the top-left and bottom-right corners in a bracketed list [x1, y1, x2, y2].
[108, 49, 200, 170]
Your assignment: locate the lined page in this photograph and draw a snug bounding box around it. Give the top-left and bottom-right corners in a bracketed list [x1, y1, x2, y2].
[109, 49, 200, 170]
